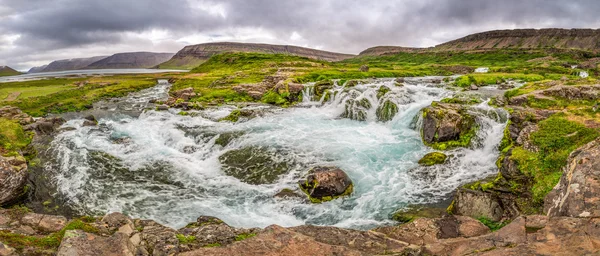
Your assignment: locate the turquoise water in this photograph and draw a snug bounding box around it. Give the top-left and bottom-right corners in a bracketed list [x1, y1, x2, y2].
[47, 78, 507, 229]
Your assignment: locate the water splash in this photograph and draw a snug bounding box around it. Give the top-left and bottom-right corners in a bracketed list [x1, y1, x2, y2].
[46, 77, 507, 230]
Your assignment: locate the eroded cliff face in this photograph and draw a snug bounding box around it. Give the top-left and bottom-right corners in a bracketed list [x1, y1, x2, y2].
[158, 42, 355, 69]
[359, 28, 600, 56]
[436, 28, 600, 51]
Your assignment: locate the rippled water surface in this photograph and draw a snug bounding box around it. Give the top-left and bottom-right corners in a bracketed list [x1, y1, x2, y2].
[46, 78, 507, 229]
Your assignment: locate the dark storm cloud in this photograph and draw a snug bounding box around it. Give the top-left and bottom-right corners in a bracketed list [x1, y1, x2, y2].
[2, 0, 600, 70]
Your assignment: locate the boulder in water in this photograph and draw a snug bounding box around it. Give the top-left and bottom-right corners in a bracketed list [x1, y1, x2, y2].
[313, 80, 334, 101]
[298, 166, 353, 203]
[469, 84, 478, 90]
[82, 115, 98, 126]
[376, 86, 391, 99]
[418, 152, 447, 166]
[218, 146, 290, 185]
[375, 100, 398, 122]
[420, 102, 476, 150]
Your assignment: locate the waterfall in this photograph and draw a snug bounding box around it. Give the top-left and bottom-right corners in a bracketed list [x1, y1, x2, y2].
[44, 77, 507, 230]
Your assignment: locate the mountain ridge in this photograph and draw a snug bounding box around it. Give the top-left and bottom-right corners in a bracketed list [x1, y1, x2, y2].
[157, 42, 355, 69]
[0, 66, 22, 77]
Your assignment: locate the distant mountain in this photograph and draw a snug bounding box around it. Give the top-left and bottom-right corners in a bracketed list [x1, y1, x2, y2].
[28, 65, 48, 73]
[86, 52, 174, 69]
[359, 28, 600, 56]
[157, 42, 355, 69]
[42, 56, 108, 72]
[0, 66, 22, 77]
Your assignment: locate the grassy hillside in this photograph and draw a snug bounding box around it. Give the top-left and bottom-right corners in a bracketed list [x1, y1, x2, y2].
[0, 66, 22, 77]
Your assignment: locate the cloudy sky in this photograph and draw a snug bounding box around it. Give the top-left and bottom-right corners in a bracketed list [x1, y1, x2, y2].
[1, 0, 600, 70]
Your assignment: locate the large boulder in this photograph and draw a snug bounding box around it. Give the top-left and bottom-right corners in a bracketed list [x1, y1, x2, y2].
[298, 167, 353, 203]
[421, 103, 476, 150]
[312, 80, 334, 101]
[56, 230, 135, 256]
[176, 216, 260, 251]
[545, 138, 600, 217]
[0, 106, 34, 125]
[218, 146, 290, 185]
[0, 155, 28, 205]
[449, 188, 505, 222]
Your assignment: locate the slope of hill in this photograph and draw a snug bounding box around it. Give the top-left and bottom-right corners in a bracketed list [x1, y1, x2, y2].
[157, 42, 355, 69]
[42, 56, 108, 72]
[0, 66, 22, 77]
[28, 65, 48, 73]
[86, 52, 174, 69]
[358, 28, 600, 56]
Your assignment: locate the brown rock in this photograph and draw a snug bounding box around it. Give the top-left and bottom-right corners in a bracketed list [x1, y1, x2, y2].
[56, 230, 135, 256]
[180, 225, 363, 256]
[0, 242, 17, 256]
[359, 65, 369, 72]
[451, 188, 504, 222]
[0, 156, 28, 206]
[421, 103, 474, 145]
[289, 225, 408, 254]
[298, 166, 353, 202]
[546, 138, 600, 217]
[176, 216, 260, 251]
[21, 213, 67, 233]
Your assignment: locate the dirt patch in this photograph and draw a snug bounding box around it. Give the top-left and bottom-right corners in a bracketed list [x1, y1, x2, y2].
[3, 92, 20, 102]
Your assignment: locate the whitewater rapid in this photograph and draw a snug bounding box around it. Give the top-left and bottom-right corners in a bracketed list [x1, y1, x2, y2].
[45, 78, 508, 230]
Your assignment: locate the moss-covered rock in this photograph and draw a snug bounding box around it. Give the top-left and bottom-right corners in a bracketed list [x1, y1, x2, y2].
[341, 98, 371, 121]
[218, 146, 290, 185]
[420, 102, 477, 150]
[214, 132, 244, 147]
[298, 166, 353, 203]
[313, 80, 334, 100]
[376, 86, 391, 99]
[418, 152, 447, 166]
[375, 100, 398, 122]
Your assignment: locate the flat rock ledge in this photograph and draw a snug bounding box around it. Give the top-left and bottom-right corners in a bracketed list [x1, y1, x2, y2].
[1, 208, 599, 255]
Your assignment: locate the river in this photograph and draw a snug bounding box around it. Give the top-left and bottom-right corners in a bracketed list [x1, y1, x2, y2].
[41, 77, 507, 230]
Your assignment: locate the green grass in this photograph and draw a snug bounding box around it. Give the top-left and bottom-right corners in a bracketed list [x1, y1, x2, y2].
[453, 73, 545, 87]
[477, 217, 509, 231]
[176, 234, 197, 244]
[234, 233, 256, 241]
[510, 115, 599, 204]
[5, 77, 156, 116]
[0, 118, 32, 156]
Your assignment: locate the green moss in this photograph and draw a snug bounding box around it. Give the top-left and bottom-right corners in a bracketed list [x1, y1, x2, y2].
[375, 100, 398, 122]
[178, 111, 189, 116]
[477, 217, 509, 231]
[234, 233, 256, 241]
[300, 183, 354, 204]
[261, 91, 288, 105]
[219, 110, 241, 122]
[510, 115, 599, 204]
[0, 118, 32, 156]
[176, 234, 197, 244]
[418, 152, 448, 166]
[376, 86, 391, 99]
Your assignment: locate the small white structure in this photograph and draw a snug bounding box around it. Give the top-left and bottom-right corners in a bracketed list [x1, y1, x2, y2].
[474, 67, 489, 73]
[580, 71, 589, 78]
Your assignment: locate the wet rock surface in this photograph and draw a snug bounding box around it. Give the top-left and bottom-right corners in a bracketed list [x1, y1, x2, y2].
[298, 166, 353, 203]
[421, 102, 475, 147]
[218, 146, 291, 185]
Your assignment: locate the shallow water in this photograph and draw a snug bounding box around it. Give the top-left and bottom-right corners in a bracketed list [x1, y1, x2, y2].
[0, 69, 187, 83]
[46, 78, 507, 230]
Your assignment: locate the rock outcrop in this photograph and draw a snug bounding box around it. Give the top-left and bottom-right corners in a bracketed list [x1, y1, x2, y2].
[421, 102, 476, 149]
[545, 138, 600, 217]
[158, 42, 355, 69]
[298, 166, 353, 203]
[0, 155, 28, 205]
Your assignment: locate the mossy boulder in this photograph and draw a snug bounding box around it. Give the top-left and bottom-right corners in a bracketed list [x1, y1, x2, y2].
[313, 80, 334, 100]
[391, 206, 447, 223]
[421, 102, 476, 150]
[375, 100, 398, 122]
[218, 146, 290, 185]
[298, 166, 353, 203]
[214, 132, 244, 147]
[418, 152, 447, 166]
[376, 86, 391, 99]
[341, 98, 371, 121]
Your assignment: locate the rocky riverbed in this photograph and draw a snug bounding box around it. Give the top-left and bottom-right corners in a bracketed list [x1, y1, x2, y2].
[1, 77, 600, 255]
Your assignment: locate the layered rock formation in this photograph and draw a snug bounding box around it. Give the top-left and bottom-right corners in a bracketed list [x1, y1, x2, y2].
[157, 42, 355, 69]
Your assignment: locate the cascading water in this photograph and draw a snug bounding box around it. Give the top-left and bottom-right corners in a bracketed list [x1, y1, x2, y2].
[46, 77, 507, 230]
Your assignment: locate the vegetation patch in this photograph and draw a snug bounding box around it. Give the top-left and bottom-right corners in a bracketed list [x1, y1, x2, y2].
[234, 233, 256, 241]
[477, 217, 509, 231]
[0, 118, 32, 156]
[418, 152, 448, 166]
[176, 234, 197, 244]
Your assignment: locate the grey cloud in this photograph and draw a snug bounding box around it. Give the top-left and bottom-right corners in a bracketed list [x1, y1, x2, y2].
[1, 0, 600, 70]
